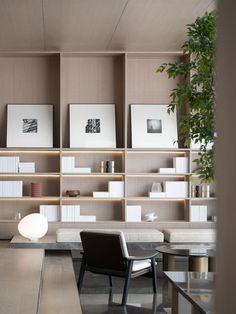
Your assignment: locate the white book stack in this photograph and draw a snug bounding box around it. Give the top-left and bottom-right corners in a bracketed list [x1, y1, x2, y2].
[108, 181, 124, 198]
[125, 205, 142, 222]
[149, 192, 166, 198]
[61, 205, 81, 222]
[62, 156, 91, 173]
[0, 181, 23, 197]
[189, 205, 208, 222]
[0, 157, 19, 173]
[61, 205, 96, 222]
[158, 168, 176, 174]
[93, 192, 109, 198]
[173, 157, 189, 174]
[163, 181, 188, 198]
[40, 205, 58, 222]
[18, 162, 35, 173]
[72, 168, 91, 173]
[62, 157, 75, 173]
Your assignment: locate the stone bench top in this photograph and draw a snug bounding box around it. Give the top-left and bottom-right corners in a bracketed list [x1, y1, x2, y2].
[163, 228, 216, 243]
[56, 228, 164, 243]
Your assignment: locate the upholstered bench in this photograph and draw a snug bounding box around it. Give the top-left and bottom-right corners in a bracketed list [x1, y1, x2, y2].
[56, 228, 164, 243]
[163, 228, 216, 243]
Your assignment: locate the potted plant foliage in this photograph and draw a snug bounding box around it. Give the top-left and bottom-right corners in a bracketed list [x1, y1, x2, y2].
[157, 11, 216, 183]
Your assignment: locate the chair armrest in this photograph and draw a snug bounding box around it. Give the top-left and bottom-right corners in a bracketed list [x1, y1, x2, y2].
[127, 249, 158, 261]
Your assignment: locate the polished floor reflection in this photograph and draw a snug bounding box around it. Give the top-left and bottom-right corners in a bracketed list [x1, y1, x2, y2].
[73, 260, 185, 314]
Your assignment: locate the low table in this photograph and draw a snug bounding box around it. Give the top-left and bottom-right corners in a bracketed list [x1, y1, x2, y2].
[156, 244, 215, 272]
[164, 271, 215, 314]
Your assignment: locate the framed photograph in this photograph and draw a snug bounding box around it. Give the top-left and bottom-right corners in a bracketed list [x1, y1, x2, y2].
[131, 104, 178, 148]
[7, 104, 53, 147]
[69, 104, 116, 148]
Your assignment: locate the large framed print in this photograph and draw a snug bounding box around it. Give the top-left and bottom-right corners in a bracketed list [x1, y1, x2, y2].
[69, 104, 116, 148]
[131, 104, 178, 148]
[7, 104, 53, 148]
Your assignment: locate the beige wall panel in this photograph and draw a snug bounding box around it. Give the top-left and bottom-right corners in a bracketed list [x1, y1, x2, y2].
[0, 0, 44, 50]
[126, 56, 180, 147]
[0, 56, 60, 147]
[109, 0, 215, 51]
[61, 55, 125, 148]
[43, 0, 127, 51]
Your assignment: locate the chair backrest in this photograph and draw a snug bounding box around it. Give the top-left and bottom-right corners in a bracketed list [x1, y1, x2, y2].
[80, 230, 129, 271]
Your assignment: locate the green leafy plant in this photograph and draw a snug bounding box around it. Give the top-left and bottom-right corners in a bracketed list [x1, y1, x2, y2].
[157, 11, 216, 183]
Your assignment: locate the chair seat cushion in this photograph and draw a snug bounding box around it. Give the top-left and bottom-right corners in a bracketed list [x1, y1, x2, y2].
[56, 228, 164, 243]
[163, 228, 216, 243]
[132, 260, 151, 272]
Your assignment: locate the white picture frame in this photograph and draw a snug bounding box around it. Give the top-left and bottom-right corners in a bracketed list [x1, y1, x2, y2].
[7, 104, 53, 148]
[69, 104, 116, 148]
[131, 104, 178, 148]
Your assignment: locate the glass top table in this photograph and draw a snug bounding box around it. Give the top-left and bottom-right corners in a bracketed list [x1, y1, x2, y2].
[164, 271, 215, 314]
[156, 244, 216, 272]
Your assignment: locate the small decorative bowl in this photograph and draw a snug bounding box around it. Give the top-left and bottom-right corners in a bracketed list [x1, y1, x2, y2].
[66, 190, 80, 197]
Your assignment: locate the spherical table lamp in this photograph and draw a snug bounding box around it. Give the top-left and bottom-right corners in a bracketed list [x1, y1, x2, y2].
[18, 213, 48, 242]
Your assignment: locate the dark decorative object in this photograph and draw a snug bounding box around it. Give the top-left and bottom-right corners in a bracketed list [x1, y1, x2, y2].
[31, 182, 42, 197]
[66, 190, 80, 197]
[195, 185, 200, 198]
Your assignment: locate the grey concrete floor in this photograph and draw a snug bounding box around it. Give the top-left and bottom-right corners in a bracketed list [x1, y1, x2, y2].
[73, 260, 188, 314]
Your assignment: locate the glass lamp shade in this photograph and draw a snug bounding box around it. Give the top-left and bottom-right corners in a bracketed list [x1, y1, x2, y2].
[18, 213, 48, 241]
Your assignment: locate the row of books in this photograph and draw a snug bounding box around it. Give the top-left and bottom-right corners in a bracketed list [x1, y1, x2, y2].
[158, 157, 189, 174]
[0, 157, 35, 173]
[62, 157, 91, 173]
[93, 181, 124, 198]
[61, 205, 96, 222]
[0, 181, 23, 197]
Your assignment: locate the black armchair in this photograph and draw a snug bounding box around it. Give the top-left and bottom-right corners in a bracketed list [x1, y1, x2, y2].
[77, 230, 158, 306]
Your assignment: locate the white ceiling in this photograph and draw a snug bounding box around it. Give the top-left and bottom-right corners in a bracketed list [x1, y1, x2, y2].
[0, 0, 215, 51]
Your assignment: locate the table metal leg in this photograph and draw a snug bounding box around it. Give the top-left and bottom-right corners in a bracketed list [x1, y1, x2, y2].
[172, 285, 179, 314]
[163, 254, 175, 271]
[208, 257, 215, 272]
[189, 257, 208, 272]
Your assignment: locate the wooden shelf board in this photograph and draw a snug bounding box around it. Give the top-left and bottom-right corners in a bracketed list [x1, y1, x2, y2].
[0, 197, 60, 201]
[191, 197, 216, 201]
[127, 197, 188, 201]
[126, 148, 190, 153]
[0, 148, 60, 154]
[62, 197, 123, 201]
[0, 173, 60, 178]
[126, 173, 190, 177]
[62, 173, 124, 177]
[62, 148, 125, 153]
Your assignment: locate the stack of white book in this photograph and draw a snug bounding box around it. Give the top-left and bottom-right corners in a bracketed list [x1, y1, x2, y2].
[93, 181, 124, 198]
[40, 205, 58, 222]
[62, 156, 91, 173]
[18, 162, 35, 173]
[0, 181, 23, 197]
[61, 205, 96, 222]
[163, 181, 189, 198]
[158, 157, 189, 174]
[0, 157, 19, 173]
[189, 205, 208, 222]
[125, 205, 142, 222]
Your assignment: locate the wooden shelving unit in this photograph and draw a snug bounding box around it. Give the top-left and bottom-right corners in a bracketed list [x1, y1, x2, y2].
[0, 51, 216, 238]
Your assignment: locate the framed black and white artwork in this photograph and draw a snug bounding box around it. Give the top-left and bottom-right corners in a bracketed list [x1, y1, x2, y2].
[69, 104, 116, 148]
[7, 104, 53, 147]
[131, 104, 178, 148]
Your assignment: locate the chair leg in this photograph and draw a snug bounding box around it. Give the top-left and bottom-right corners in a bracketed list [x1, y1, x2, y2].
[121, 260, 133, 306]
[109, 275, 113, 287]
[151, 257, 157, 293]
[77, 256, 86, 293]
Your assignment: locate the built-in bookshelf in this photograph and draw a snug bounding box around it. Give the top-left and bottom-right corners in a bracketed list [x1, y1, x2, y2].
[0, 52, 216, 238]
